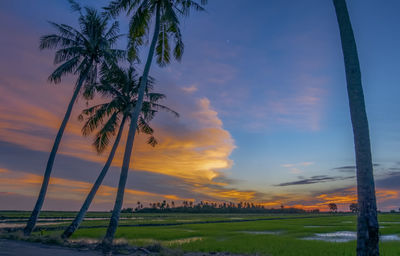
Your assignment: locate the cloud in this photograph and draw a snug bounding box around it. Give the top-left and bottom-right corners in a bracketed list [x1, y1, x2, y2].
[332, 165, 356, 173]
[281, 162, 314, 168]
[332, 163, 381, 173]
[0, 160, 269, 210]
[0, 90, 249, 202]
[0, 47, 237, 189]
[0, 168, 194, 210]
[238, 75, 327, 132]
[182, 84, 198, 93]
[281, 162, 314, 174]
[376, 172, 400, 190]
[278, 186, 400, 212]
[276, 175, 355, 187]
[265, 85, 326, 131]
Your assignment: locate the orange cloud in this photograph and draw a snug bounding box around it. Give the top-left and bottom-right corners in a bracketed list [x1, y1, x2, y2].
[0, 169, 190, 207]
[286, 187, 400, 212]
[0, 73, 239, 201]
[376, 189, 399, 201]
[316, 193, 357, 204]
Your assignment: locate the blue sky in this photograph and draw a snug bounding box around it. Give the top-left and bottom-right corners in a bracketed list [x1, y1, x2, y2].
[0, 0, 400, 211]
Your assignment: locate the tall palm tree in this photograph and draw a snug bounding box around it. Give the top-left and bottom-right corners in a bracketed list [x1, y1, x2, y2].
[61, 64, 178, 239]
[101, 0, 207, 247]
[24, 2, 124, 236]
[333, 0, 379, 255]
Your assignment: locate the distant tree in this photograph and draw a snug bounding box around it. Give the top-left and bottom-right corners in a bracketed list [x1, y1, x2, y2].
[121, 208, 133, 213]
[350, 203, 359, 213]
[328, 203, 338, 213]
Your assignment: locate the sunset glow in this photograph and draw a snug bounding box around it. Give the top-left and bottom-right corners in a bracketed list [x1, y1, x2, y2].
[1, 0, 400, 213]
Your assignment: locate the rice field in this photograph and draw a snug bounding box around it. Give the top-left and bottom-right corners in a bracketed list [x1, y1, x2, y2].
[1, 212, 400, 256]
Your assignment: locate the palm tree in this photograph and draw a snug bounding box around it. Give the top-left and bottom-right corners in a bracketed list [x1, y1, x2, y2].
[101, 0, 207, 247]
[24, 2, 124, 236]
[62, 64, 177, 239]
[332, 0, 379, 255]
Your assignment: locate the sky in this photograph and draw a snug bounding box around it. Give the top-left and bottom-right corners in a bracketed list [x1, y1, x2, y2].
[1, 0, 400, 212]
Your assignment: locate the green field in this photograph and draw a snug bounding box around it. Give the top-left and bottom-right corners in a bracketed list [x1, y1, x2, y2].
[1, 212, 400, 255]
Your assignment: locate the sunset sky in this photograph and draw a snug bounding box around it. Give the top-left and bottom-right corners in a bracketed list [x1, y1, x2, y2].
[1, 0, 400, 212]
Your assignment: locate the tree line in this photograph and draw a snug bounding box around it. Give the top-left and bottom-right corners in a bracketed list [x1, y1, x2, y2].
[120, 200, 316, 214]
[19, 0, 380, 255]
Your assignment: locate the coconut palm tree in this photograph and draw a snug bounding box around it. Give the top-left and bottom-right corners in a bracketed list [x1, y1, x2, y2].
[101, 0, 207, 247]
[24, 2, 124, 236]
[332, 0, 379, 255]
[61, 64, 178, 239]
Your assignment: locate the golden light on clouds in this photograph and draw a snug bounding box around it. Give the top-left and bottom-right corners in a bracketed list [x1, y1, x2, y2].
[0, 77, 248, 204]
[0, 168, 191, 207]
[0, 83, 235, 184]
[285, 187, 400, 211]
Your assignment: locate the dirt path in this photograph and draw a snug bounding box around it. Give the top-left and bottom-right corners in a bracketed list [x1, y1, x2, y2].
[0, 239, 253, 256]
[0, 239, 103, 256]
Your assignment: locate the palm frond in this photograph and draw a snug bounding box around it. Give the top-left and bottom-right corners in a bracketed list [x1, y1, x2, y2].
[48, 56, 80, 83]
[167, 21, 184, 61]
[127, 3, 151, 61]
[137, 116, 154, 135]
[104, 0, 142, 17]
[105, 20, 120, 39]
[39, 34, 77, 51]
[93, 112, 120, 153]
[68, 0, 82, 13]
[53, 46, 85, 64]
[81, 101, 119, 136]
[147, 102, 179, 118]
[156, 22, 170, 66]
[147, 136, 158, 147]
[148, 92, 166, 102]
[175, 0, 207, 16]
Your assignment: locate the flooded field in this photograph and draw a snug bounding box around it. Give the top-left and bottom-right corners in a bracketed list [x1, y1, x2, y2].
[1, 212, 399, 256]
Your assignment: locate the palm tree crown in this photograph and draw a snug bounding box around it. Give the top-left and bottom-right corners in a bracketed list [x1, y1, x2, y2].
[40, 2, 125, 90]
[105, 0, 207, 64]
[80, 64, 179, 153]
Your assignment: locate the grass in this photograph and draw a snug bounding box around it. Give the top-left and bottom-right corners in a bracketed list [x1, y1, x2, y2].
[1, 212, 399, 256]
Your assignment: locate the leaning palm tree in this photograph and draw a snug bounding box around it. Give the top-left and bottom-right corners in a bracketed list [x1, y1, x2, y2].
[333, 0, 379, 255]
[24, 2, 124, 236]
[61, 64, 178, 239]
[101, 0, 207, 247]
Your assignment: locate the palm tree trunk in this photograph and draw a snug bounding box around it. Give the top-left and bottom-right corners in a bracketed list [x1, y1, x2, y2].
[102, 4, 161, 249]
[333, 1, 379, 255]
[62, 115, 127, 239]
[24, 74, 87, 236]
